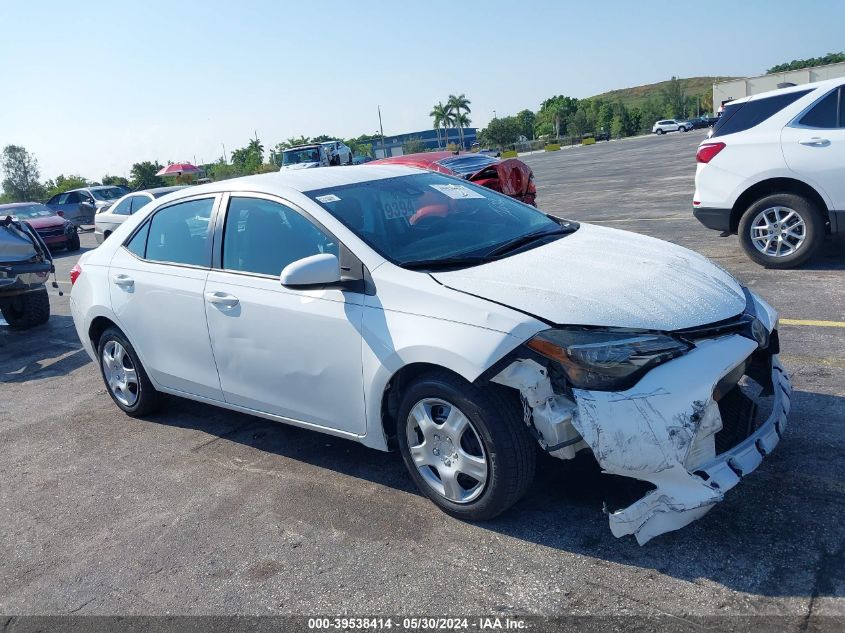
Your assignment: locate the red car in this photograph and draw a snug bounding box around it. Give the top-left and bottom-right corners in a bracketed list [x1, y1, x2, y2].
[371, 151, 537, 206]
[0, 202, 80, 251]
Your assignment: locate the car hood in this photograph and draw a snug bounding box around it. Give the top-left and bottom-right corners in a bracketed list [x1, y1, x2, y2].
[431, 223, 746, 330]
[20, 215, 66, 229]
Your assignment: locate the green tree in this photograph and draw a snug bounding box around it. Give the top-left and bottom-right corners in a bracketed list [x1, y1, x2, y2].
[515, 109, 536, 139]
[43, 174, 89, 200]
[767, 52, 845, 74]
[102, 175, 129, 187]
[130, 161, 165, 189]
[480, 116, 520, 149]
[597, 102, 614, 132]
[402, 137, 426, 154]
[567, 109, 589, 137]
[447, 94, 472, 148]
[537, 95, 579, 138]
[430, 102, 450, 148]
[660, 76, 686, 119]
[1, 145, 45, 202]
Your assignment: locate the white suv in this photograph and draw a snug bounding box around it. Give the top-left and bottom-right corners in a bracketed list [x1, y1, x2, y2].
[320, 140, 353, 166]
[652, 119, 691, 134]
[694, 78, 845, 268]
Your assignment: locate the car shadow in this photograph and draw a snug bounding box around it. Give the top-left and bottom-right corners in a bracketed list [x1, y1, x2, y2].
[50, 243, 96, 260]
[141, 387, 844, 599]
[801, 235, 845, 271]
[0, 314, 91, 383]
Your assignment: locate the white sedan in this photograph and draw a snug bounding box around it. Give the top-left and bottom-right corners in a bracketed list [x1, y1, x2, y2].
[94, 186, 188, 244]
[69, 166, 790, 544]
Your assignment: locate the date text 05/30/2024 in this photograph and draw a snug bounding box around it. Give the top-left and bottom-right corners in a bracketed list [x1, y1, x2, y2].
[307, 617, 526, 630]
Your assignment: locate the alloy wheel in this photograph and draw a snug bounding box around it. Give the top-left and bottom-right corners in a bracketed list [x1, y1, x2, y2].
[750, 206, 806, 258]
[405, 398, 488, 504]
[102, 340, 139, 407]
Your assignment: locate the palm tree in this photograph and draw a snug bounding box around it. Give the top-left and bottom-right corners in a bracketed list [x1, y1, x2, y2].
[430, 102, 448, 148]
[447, 94, 472, 148]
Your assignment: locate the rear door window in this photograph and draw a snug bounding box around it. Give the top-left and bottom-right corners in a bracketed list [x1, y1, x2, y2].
[712, 90, 812, 137]
[110, 197, 132, 216]
[798, 88, 842, 128]
[144, 198, 214, 267]
[129, 195, 152, 214]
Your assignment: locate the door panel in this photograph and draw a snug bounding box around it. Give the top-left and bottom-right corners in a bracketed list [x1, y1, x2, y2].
[204, 273, 365, 432]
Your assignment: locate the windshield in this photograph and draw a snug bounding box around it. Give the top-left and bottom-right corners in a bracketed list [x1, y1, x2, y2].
[283, 148, 321, 165]
[307, 172, 572, 266]
[5, 204, 55, 219]
[90, 187, 125, 201]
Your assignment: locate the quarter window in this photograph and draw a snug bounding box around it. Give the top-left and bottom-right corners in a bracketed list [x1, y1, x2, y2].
[126, 220, 150, 258]
[110, 197, 132, 216]
[799, 88, 842, 128]
[144, 198, 214, 266]
[222, 197, 338, 277]
[129, 195, 152, 214]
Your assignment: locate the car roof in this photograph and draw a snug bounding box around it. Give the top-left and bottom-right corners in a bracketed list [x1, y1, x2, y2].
[156, 165, 422, 203]
[140, 185, 188, 195]
[286, 144, 321, 150]
[66, 185, 123, 193]
[727, 76, 845, 106]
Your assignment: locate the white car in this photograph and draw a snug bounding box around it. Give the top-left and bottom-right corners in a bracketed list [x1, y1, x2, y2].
[652, 119, 691, 134]
[69, 166, 790, 544]
[320, 140, 353, 166]
[94, 186, 188, 244]
[280, 144, 330, 170]
[694, 78, 845, 268]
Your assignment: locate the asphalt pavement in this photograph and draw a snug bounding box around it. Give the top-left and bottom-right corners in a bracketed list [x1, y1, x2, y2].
[1, 132, 843, 626]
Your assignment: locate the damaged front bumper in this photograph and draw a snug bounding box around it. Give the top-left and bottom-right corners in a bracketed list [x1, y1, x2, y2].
[494, 330, 791, 545]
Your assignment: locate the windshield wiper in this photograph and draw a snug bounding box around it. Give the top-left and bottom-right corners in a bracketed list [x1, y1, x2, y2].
[486, 226, 575, 258]
[400, 255, 494, 271]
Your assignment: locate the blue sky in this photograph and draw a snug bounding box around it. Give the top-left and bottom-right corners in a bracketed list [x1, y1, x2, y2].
[2, 0, 843, 180]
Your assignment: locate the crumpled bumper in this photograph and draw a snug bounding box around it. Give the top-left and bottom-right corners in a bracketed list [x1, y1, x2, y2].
[603, 353, 791, 544]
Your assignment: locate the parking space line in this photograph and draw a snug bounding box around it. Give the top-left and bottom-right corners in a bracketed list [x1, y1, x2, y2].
[780, 319, 845, 328]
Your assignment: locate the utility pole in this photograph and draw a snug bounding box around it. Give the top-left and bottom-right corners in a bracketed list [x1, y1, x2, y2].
[378, 105, 387, 158]
[222, 143, 228, 163]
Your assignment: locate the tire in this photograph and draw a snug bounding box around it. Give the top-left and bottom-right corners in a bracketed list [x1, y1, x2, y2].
[396, 371, 536, 521]
[738, 192, 825, 269]
[656, 129, 664, 135]
[97, 326, 164, 417]
[66, 230, 81, 251]
[347, 153, 353, 166]
[0, 288, 50, 329]
[678, 126, 685, 133]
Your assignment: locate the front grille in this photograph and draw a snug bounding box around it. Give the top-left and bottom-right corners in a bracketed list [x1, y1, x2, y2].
[715, 386, 757, 453]
[37, 227, 65, 238]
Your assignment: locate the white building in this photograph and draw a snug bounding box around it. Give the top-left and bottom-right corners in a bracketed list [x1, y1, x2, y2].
[713, 61, 845, 111]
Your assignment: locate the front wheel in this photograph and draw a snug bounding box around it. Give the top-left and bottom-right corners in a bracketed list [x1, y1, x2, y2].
[738, 193, 825, 268]
[66, 230, 80, 251]
[396, 371, 536, 521]
[98, 327, 164, 416]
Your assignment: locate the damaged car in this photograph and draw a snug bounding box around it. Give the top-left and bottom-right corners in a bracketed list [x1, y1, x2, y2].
[69, 166, 789, 544]
[371, 151, 537, 206]
[1, 214, 54, 329]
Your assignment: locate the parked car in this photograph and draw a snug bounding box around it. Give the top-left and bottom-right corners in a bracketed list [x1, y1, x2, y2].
[689, 116, 719, 129]
[0, 215, 53, 329]
[280, 144, 330, 170]
[694, 77, 845, 268]
[0, 202, 79, 251]
[320, 140, 353, 166]
[371, 151, 537, 206]
[352, 155, 374, 165]
[70, 166, 789, 544]
[95, 186, 188, 244]
[652, 119, 691, 134]
[46, 186, 127, 227]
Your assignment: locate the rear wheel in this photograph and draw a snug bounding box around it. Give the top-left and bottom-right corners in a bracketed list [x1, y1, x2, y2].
[1, 288, 50, 329]
[97, 327, 163, 416]
[656, 128, 664, 135]
[738, 192, 825, 268]
[396, 371, 535, 520]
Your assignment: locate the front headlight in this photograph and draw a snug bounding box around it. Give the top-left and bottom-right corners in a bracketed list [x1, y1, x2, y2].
[526, 328, 691, 391]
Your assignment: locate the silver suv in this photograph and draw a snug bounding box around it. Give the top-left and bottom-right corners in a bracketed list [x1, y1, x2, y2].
[652, 119, 692, 134]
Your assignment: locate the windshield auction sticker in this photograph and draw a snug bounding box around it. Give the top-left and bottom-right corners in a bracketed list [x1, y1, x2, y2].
[315, 194, 341, 203]
[429, 184, 485, 200]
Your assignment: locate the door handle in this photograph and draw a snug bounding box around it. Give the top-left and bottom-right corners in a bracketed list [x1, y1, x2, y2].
[112, 274, 134, 287]
[205, 291, 239, 308]
[799, 137, 830, 147]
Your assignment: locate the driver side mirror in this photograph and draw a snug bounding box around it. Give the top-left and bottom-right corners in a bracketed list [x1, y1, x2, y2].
[280, 253, 341, 287]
